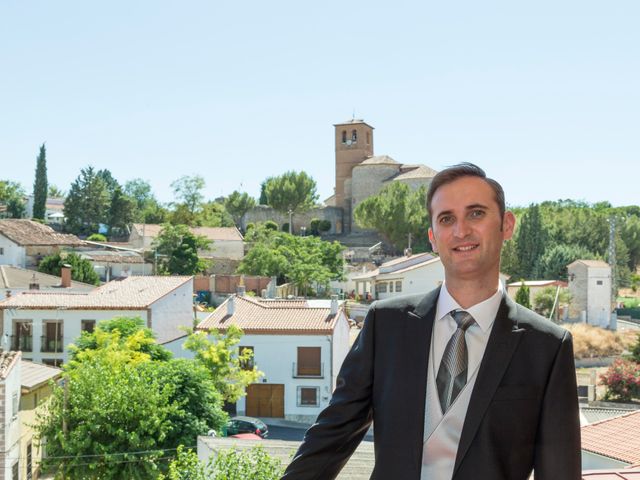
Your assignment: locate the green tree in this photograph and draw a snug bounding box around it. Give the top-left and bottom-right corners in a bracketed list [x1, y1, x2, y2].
[225, 191, 256, 227]
[171, 175, 205, 218]
[354, 182, 429, 254]
[152, 224, 211, 275]
[621, 215, 640, 272]
[238, 226, 344, 295]
[0, 180, 26, 218]
[194, 201, 234, 228]
[500, 238, 519, 276]
[48, 184, 65, 197]
[264, 171, 318, 231]
[63, 166, 110, 234]
[514, 203, 547, 279]
[514, 281, 531, 309]
[538, 243, 597, 281]
[259, 180, 268, 205]
[87, 233, 107, 242]
[96, 168, 120, 196]
[108, 185, 136, 236]
[533, 286, 571, 320]
[184, 325, 262, 403]
[38, 251, 100, 285]
[36, 342, 176, 479]
[124, 178, 167, 223]
[32, 143, 48, 220]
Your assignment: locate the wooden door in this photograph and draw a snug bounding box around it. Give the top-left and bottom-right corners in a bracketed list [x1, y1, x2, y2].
[246, 384, 284, 418]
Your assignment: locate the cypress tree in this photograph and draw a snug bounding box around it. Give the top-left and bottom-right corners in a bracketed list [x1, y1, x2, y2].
[32, 143, 48, 220]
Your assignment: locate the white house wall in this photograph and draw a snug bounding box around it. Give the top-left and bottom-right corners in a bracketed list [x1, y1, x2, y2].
[2, 308, 148, 363]
[332, 313, 350, 389]
[202, 240, 244, 261]
[1, 360, 21, 478]
[587, 267, 612, 328]
[149, 281, 195, 344]
[376, 261, 444, 300]
[0, 236, 25, 268]
[235, 333, 335, 423]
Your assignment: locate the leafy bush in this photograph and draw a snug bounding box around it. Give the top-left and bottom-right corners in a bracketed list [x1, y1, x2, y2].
[38, 251, 100, 285]
[161, 445, 285, 480]
[87, 233, 107, 242]
[600, 358, 640, 402]
[281, 222, 289, 232]
[263, 220, 278, 231]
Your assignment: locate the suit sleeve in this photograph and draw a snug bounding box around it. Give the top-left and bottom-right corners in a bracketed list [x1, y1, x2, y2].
[533, 330, 582, 479]
[281, 303, 377, 479]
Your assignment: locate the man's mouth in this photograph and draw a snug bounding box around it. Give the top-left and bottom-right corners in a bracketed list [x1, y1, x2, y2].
[453, 244, 479, 252]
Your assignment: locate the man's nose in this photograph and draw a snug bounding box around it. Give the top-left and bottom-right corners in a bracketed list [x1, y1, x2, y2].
[453, 219, 471, 238]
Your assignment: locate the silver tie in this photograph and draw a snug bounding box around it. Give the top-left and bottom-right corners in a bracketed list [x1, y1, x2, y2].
[436, 310, 475, 413]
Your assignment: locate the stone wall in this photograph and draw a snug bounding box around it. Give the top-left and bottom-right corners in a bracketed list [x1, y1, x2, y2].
[242, 205, 343, 235]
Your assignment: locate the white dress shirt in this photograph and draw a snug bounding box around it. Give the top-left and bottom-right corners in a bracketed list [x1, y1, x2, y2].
[421, 281, 504, 479]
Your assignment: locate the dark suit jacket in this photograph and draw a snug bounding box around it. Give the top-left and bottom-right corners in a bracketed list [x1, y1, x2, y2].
[282, 288, 581, 480]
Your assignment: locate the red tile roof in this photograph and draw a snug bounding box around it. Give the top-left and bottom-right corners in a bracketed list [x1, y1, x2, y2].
[0, 219, 83, 246]
[0, 276, 192, 310]
[196, 295, 342, 335]
[582, 470, 640, 479]
[582, 410, 640, 465]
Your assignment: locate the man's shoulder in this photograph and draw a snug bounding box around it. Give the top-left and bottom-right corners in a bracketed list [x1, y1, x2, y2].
[506, 297, 570, 340]
[371, 288, 439, 313]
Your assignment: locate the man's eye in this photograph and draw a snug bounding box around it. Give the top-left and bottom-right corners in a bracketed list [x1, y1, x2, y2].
[470, 210, 485, 218]
[439, 216, 454, 225]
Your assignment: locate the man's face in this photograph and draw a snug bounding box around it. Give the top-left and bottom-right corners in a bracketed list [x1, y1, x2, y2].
[428, 176, 515, 283]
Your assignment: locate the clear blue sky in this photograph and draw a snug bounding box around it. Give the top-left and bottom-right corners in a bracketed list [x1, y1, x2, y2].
[1, 0, 638, 208]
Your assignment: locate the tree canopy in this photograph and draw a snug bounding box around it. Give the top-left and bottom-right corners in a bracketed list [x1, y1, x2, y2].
[263, 171, 318, 229]
[152, 224, 211, 275]
[38, 251, 100, 285]
[63, 166, 111, 234]
[353, 182, 429, 254]
[225, 191, 256, 228]
[0, 180, 26, 218]
[32, 143, 48, 220]
[238, 225, 344, 295]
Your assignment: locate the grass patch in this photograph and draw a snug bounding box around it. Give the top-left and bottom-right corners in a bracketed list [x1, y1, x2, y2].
[562, 323, 636, 359]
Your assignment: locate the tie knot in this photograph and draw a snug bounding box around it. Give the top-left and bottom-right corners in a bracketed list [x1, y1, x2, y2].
[451, 310, 475, 331]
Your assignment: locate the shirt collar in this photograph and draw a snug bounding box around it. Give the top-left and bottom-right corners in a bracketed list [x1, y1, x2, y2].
[437, 281, 504, 332]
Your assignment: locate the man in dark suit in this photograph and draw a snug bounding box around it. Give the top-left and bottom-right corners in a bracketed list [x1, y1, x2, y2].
[282, 163, 581, 480]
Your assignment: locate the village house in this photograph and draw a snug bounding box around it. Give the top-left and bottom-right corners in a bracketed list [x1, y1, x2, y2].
[0, 219, 84, 269]
[0, 351, 62, 480]
[0, 276, 195, 366]
[0, 265, 95, 301]
[581, 409, 640, 470]
[165, 293, 350, 423]
[568, 259, 613, 327]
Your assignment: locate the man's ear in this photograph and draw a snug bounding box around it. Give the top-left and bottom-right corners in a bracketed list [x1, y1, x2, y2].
[428, 227, 438, 253]
[502, 211, 516, 241]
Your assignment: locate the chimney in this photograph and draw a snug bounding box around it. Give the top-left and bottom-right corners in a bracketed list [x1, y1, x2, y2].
[330, 294, 339, 315]
[29, 273, 40, 290]
[227, 296, 235, 316]
[5, 290, 11, 298]
[61, 264, 72, 288]
[237, 285, 246, 297]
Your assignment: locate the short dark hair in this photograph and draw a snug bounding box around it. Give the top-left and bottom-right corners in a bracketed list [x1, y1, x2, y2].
[426, 162, 506, 224]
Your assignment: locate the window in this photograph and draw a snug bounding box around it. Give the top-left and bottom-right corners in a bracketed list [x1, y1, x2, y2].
[239, 346, 254, 370]
[12, 461, 18, 480]
[12, 392, 19, 419]
[596, 280, 603, 285]
[389, 282, 394, 293]
[351, 129, 357, 142]
[395, 281, 402, 292]
[296, 347, 321, 377]
[12, 320, 33, 352]
[298, 386, 319, 407]
[81, 320, 96, 333]
[376, 282, 387, 293]
[42, 320, 63, 353]
[366, 132, 371, 144]
[341, 130, 347, 143]
[0, 247, 4, 255]
[26, 443, 32, 480]
[42, 359, 63, 367]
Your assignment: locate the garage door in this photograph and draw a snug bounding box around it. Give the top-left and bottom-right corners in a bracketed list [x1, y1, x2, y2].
[246, 384, 284, 418]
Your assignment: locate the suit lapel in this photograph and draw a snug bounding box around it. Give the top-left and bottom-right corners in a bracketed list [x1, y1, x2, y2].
[406, 287, 440, 474]
[452, 295, 524, 476]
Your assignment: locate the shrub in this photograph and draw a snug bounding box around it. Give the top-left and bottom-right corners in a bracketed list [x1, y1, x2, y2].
[87, 233, 107, 242]
[281, 222, 289, 232]
[318, 219, 331, 233]
[264, 220, 278, 231]
[600, 358, 640, 402]
[514, 281, 531, 309]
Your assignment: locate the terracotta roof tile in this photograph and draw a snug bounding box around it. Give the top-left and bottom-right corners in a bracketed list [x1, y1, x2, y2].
[0, 265, 95, 290]
[581, 410, 640, 464]
[0, 351, 20, 380]
[196, 295, 341, 334]
[0, 219, 84, 246]
[0, 275, 192, 310]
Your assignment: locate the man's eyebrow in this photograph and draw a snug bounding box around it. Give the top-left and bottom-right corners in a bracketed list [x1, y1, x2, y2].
[436, 210, 454, 219]
[465, 203, 489, 210]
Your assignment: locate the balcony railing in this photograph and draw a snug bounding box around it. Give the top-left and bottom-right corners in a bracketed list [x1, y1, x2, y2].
[41, 335, 64, 353]
[10, 335, 33, 352]
[292, 362, 324, 378]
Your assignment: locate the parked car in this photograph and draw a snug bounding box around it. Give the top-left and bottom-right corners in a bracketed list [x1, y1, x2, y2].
[226, 416, 268, 438]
